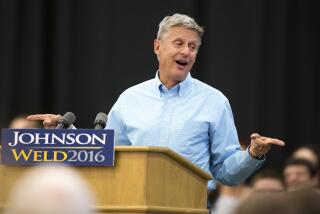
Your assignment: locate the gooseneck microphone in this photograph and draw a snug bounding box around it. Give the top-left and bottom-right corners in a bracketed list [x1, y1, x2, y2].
[56, 112, 76, 129]
[93, 112, 108, 129]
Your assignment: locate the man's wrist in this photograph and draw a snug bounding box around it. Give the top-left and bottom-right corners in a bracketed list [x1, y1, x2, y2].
[248, 145, 264, 160]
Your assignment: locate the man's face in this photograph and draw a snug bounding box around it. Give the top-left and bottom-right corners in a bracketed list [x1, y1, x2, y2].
[283, 165, 313, 191]
[154, 27, 200, 87]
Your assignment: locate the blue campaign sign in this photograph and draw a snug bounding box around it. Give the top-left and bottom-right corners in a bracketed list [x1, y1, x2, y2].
[1, 129, 115, 166]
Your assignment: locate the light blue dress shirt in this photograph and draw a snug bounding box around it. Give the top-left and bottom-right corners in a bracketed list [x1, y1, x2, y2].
[106, 72, 263, 189]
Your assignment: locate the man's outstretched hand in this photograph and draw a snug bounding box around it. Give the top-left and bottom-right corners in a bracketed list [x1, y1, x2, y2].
[27, 114, 62, 129]
[249, 133, 285, 158]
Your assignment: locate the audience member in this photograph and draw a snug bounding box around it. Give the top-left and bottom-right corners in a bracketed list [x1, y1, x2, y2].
[292, 145, 320, 170]
[235, 186, 320, 214]
[285, 186, 320, 213]
[211, 183, 250, 214]
[235, 191, 287, 214]
[5, 165, 95, 214]
[292, 144, 320, 187]
[250, 168, 284, 192]
[9, 114, 41, 129]
[283, 158, 318, 191]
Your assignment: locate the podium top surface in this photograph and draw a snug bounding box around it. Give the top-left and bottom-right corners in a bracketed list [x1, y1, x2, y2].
[115, 146, 212, 180]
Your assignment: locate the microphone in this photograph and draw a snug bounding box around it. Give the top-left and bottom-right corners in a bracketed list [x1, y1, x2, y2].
[56, 112, 76, 129]
[93, 112, 108, 129]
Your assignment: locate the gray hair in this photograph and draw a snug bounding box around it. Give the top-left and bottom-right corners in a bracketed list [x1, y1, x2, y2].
[5, 165, 95, 214]
[157, 13, 204, 42]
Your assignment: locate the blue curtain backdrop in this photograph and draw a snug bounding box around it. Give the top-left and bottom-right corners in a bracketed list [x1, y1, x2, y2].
[1, 0, 319, 169]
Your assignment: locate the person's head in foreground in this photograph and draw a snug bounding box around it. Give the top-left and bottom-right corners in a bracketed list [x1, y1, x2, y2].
[235, 186, 320, 214]
[5, 165, 95, 214]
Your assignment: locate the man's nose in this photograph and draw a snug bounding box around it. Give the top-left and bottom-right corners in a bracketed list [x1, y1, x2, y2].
[180, 44, 191, 55]
[289, 174, 299, 182]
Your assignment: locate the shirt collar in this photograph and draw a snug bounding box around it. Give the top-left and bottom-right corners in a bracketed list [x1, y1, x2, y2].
[153, 71, 193, 97]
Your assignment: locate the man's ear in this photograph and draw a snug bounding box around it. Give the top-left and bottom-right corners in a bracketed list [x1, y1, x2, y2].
[154, 39, 160, 55]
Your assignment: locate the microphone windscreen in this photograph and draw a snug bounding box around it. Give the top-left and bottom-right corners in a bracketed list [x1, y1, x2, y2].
[63, 112, 76, 125]
[57, 112, 76, 129]
[93, 112, 107, 129]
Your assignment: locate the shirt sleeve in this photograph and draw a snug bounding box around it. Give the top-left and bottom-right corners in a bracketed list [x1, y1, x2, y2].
[106, 95, 131, 146]
[209, 99, 264, 186]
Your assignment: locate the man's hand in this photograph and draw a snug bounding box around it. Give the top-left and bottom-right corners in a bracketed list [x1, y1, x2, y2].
[249, 133, 285, 158]
[27, 114, 62, 129]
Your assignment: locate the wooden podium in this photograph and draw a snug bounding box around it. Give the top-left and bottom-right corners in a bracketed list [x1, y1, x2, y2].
[0, 146, 212, 213]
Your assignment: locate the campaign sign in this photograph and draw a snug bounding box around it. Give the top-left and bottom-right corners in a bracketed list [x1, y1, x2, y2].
[1, 129, 115, 166]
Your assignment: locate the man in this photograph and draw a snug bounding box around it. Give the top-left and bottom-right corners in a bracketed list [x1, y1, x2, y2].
[250, 169, 284, 192]
[291, 145, 320, 188]
[27, 14, 284, 190]
[292, 145, 319, 170]
[283, 158, 318, 191]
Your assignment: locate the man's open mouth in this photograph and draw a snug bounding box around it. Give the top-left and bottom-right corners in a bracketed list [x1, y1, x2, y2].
[176, 60, 188, 66]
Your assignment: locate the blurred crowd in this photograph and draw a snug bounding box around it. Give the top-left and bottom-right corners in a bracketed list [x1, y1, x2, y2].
[1, 114, 320, 214]
[210, 143, 320, 214]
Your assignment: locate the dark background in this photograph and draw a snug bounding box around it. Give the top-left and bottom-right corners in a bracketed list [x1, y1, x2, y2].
[1, 0, 319, 169]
